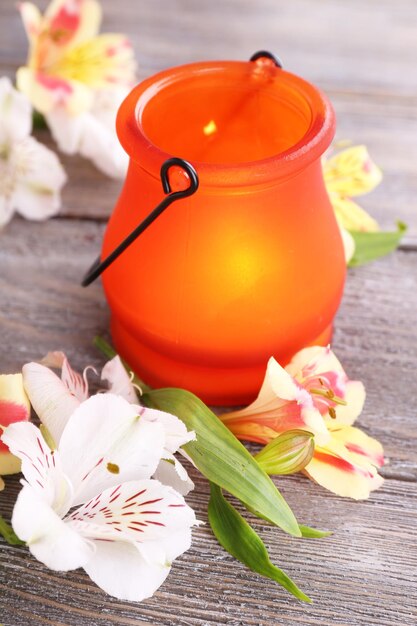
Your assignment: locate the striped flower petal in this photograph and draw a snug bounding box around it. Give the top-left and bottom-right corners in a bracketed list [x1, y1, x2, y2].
[57, 394, 165, 506]
[304, 446, 383, 500]
[2, 421, 72, 515]
[327, 423, 384, 469]
[304, 423, 384, 500]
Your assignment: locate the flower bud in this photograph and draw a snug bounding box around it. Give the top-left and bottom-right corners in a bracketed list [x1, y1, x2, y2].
[254, 430, 314, 475]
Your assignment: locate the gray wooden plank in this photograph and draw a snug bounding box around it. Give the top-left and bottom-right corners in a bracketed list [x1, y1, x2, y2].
[1, 0, 417, 96]
[1, 475, 416, 626]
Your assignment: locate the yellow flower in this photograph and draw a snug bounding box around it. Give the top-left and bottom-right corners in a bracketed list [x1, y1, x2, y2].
[16, 1, 137, 178]
[0, 374, 31, 490]
[17, 0, 136, 115]
[220, 346, 384, 500]
[323, 145, 383, 262]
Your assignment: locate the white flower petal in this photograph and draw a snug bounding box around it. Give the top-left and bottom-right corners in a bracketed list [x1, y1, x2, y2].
[0, 195, 15, 228]
[10, 136, 66, 221]
[12, 486, 94, 571]
[135, 539, 167, 566]
[331, 380, 366, 426]
[136, 525, 193, 567]
[61, 354, 90, 402]
[141, 408, 195, 454]
[58, 395, 166, 505]
[1, 422, 72, 515]
[153, 458, 195, 496]
[83, 540, 170, 601]
[19, 2, 42, 42]
[46, 108, 86, 154]
[22, 362, 81, 444]
[78, 112, 128, 178]
[91, 87, 128, 129]
[66, 479, 196, 545]
[46, 94, 128, 178]
[101, 356, 139, 404]
[286, 346, 343, 378]
[0, 77, 32, 145]
[41, 351, 92, 402]
[340, 225, 355, 263]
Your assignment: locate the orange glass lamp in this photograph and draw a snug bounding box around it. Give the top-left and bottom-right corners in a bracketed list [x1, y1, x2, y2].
[84, 52, 346, 405]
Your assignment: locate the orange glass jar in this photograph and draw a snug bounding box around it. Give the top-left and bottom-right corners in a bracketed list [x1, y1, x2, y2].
[100, 57, 346, 405]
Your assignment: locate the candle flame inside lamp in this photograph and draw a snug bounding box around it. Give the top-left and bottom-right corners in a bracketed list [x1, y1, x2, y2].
[100, 56, 346, 405]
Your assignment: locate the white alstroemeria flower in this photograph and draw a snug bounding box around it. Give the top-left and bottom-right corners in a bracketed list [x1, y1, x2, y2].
[1, 394, 197, 601]
[0, 77, 67, 227]
[46, 87, 130, 179]
[22, 351, 195, 494]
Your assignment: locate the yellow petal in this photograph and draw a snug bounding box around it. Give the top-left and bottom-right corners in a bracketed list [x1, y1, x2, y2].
[286, 345, 344, 379]
[323, 145, 383, 197]
[327, 424, 384, 468]
[0, 374, 30, 477]
[304, 451, 383, 500]
[17, 66, 93, 115]
[19, 2, 43, 43]
[331, 194, 380, 232]
[328, 380, 366, 426]
[339, 225, 355, 263]
[304, 426, 384, 499]
[53, 34, 136, 89]
[0, 451, 22, 476]
[0, 374, 30, 413]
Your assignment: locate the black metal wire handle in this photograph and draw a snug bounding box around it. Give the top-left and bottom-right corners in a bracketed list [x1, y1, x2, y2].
[81, 157, 199, 287]
[250, 50, 283, 68]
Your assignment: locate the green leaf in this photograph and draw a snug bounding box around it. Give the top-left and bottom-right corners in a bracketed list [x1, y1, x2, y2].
[142, 387, 301, 537]
[0, 515, 25, 546]
[348, 221, 407, 267]
[299, 524, 332, 538]
[208, 483, 311, 602]
[32, 110, 47, 130]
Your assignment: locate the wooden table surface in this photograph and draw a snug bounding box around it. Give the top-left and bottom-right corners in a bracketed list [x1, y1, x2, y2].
[1, 1, 416, 625]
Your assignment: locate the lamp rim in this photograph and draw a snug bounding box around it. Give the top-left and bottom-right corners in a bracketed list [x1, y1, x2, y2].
[117, 60, 336, 187]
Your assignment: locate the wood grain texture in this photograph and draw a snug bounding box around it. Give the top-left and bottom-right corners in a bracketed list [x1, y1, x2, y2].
[1, 1, 416, 625]
[1, 474, 417, 626]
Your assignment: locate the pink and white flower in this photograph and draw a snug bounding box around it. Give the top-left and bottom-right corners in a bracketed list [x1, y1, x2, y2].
[17, 0, 137, 178]
[221, 346, 384, 500]
[1, 393, 197, 601]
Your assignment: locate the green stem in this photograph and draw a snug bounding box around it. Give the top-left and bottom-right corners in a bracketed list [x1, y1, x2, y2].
[0, 515, 25, 546]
